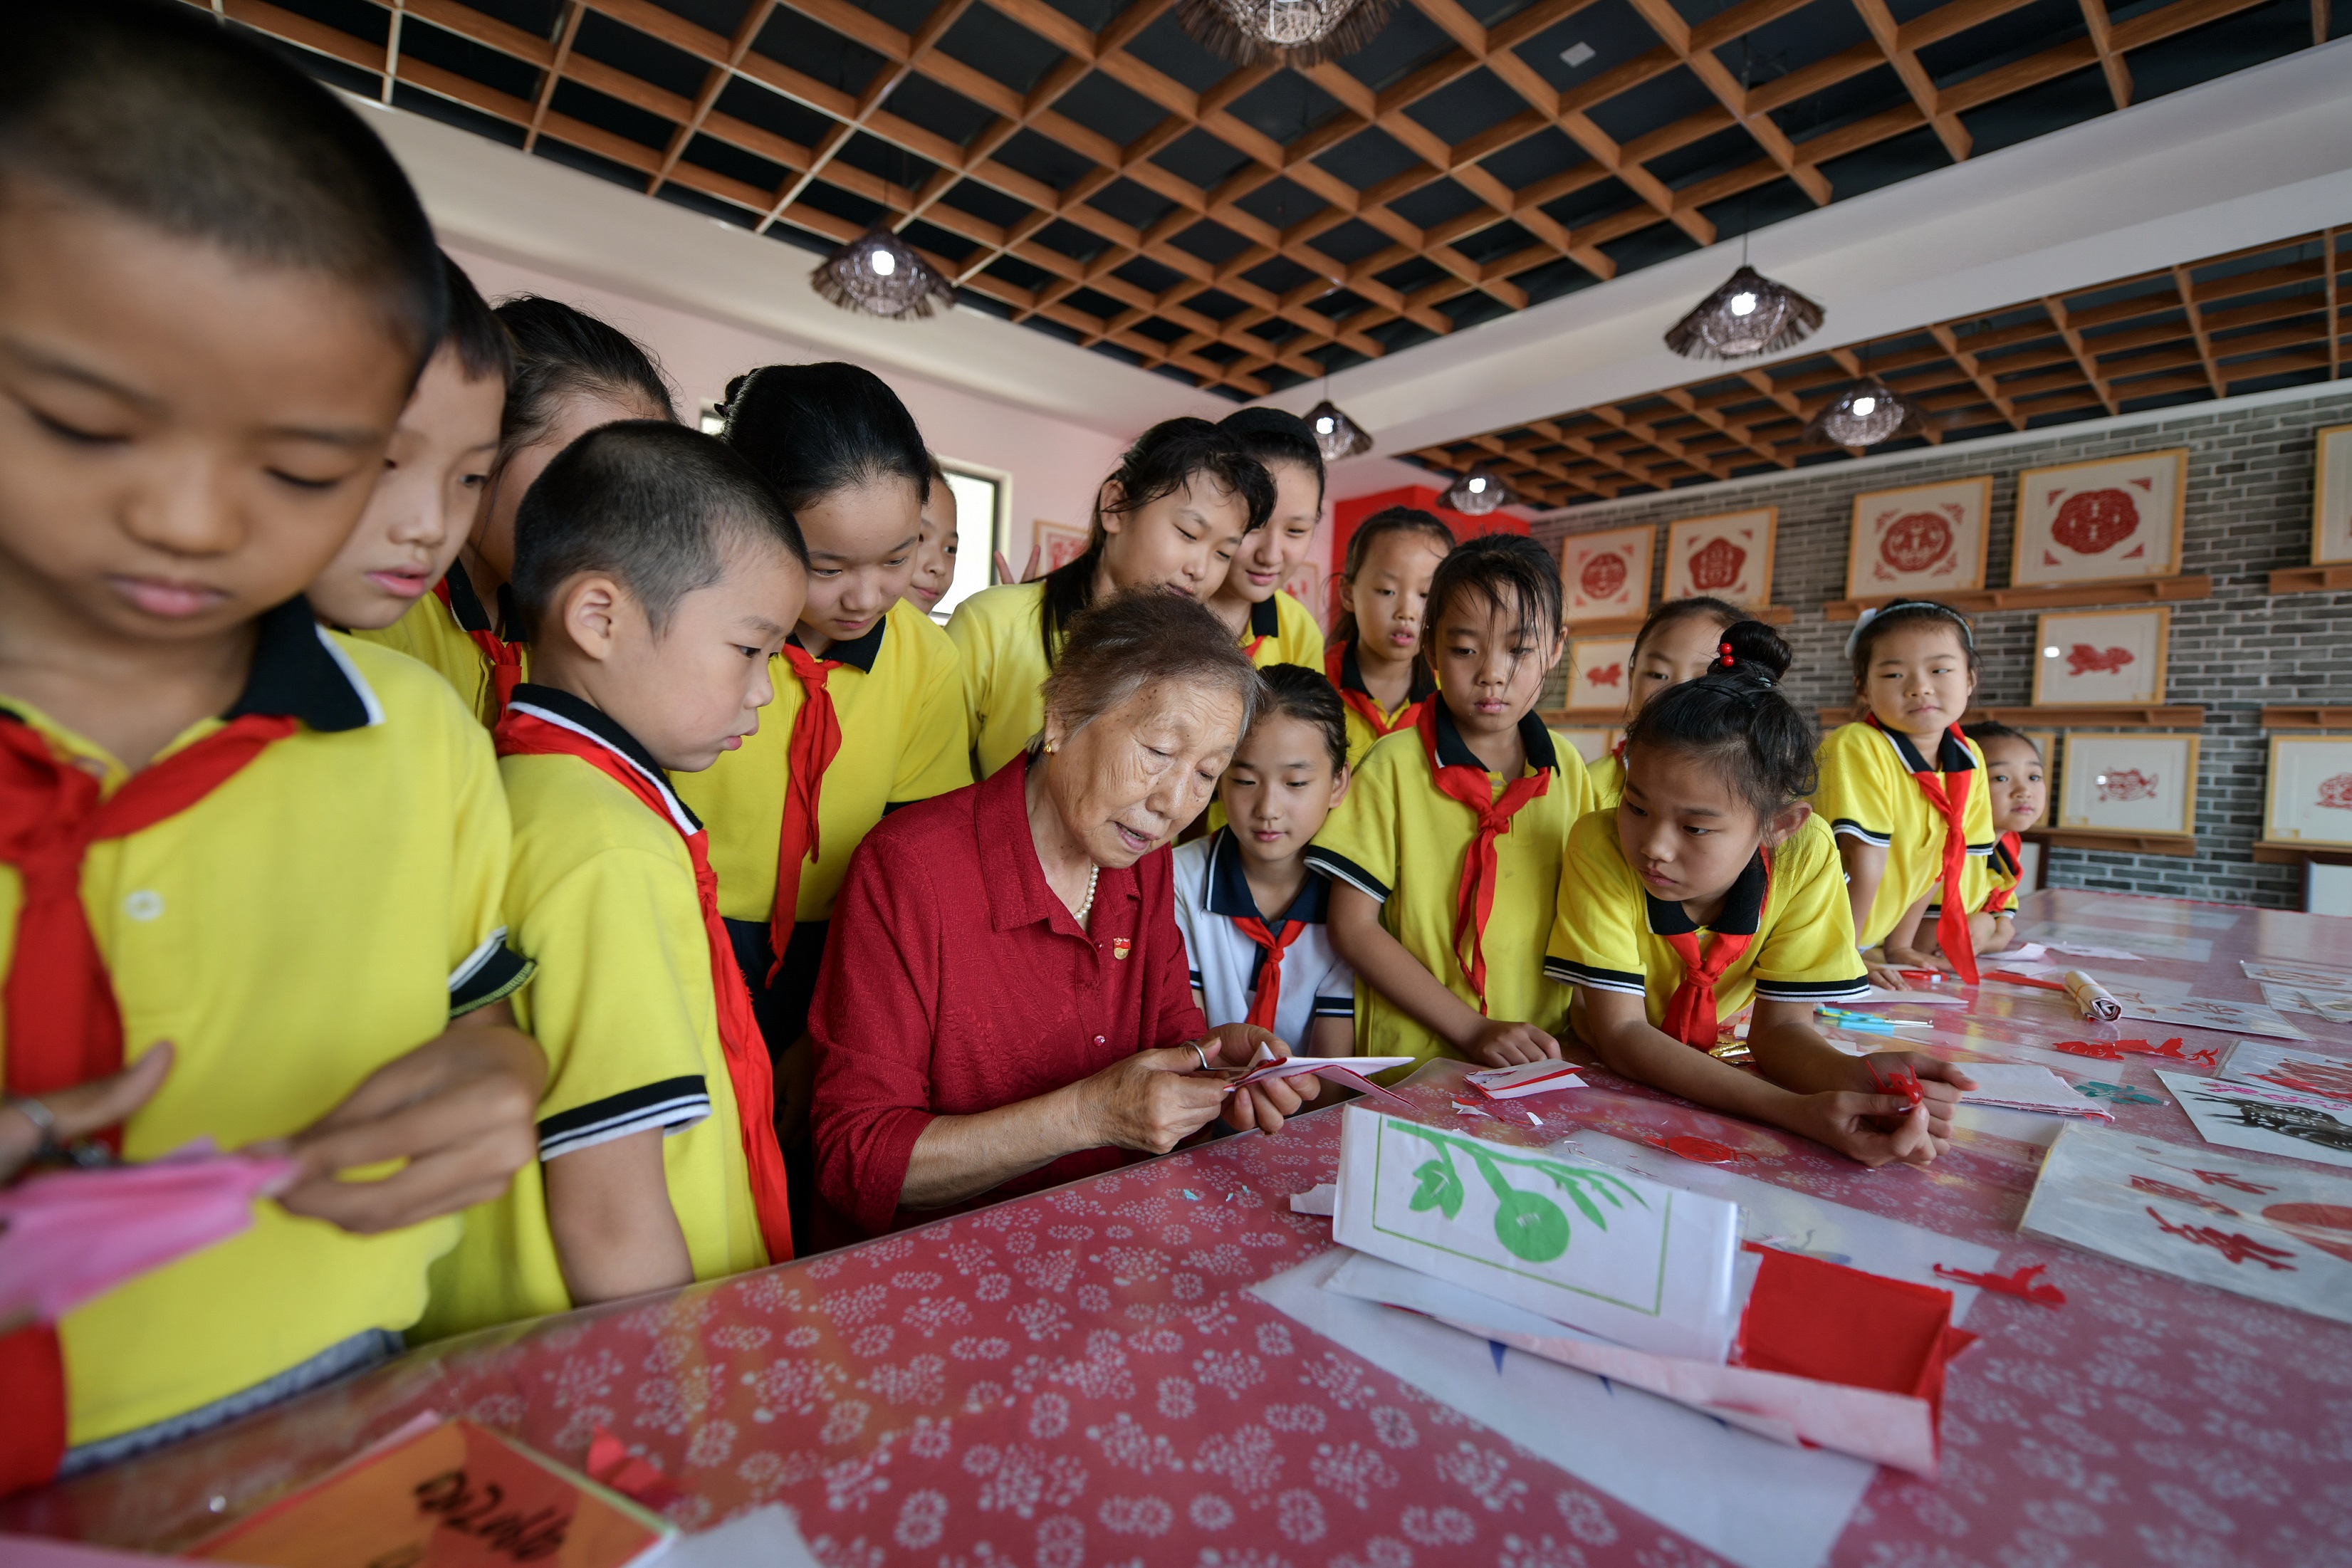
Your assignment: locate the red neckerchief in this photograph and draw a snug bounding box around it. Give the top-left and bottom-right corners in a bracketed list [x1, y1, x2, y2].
[1985, 830, 2022, 915]
[1659, 852, 1772, 1049]
[0, 710, 295, 1494]
[1243, 635, 1270, 660]
[493, 702, 794, 1265]
[1866, 714, 1980, 983]
[1418, 702, 1549, 1013]
[772, 643, 844, 981]
[1325, 643, 1426, 743]
[1232, 915, 1307, 1030]
[432, 570, 523, 715]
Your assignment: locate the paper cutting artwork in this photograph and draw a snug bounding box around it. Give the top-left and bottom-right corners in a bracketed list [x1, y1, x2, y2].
[2314, 422, 2352, 565]
[2220, 1038, 2352, 1102]
[2030, 607, 2169, 707]
[2263, 737, 2352, 849]
[2059, 733, 2197, 837]
[1559, 525, 1654, 624]
[1567, 636, 1637, 712]
[1663, 510, 1775, 607]
[2158, 1070, 2352, 1170]
[2118, 994, 2305, 1040]
[1845, 478, 1992, 598]
[2012, 449, 2187, 586]
[1031, 521, 1089, 577]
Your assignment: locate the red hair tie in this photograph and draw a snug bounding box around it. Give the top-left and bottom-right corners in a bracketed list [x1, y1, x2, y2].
[1718, 641, 1735, 669]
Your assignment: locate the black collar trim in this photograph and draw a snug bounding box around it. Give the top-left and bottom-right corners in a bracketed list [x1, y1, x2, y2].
[1249, 596, 1280, 639]
[227, 597, 382, 732]
[1339, 642, 1435, 704]
[441, 560, 496, 635]
[506, 683, 701, 833]
[792, 613, 886, 673]
[1643, 847, 1767, 936]
[1433, 700, 1559, 775]
[1870, 714, 1974, 775]
[1202, 827, 1330, 924]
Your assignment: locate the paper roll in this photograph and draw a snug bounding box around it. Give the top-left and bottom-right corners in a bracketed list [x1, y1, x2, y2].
[2063, 969, 2121, 1022]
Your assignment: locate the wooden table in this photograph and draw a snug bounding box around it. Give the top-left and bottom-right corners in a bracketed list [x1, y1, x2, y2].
[8, 890, 2351, 1567]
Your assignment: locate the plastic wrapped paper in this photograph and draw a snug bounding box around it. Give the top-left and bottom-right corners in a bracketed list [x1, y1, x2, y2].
[2063, 969, 2121, 1021]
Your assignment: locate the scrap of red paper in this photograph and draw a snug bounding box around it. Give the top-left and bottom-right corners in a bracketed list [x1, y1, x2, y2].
[585, 1424, 684, 1511]
[1735, 1245, 1977, 1437]
[2052, 1036, 2220, 1068]
[1931, 1260, 2067, 1306]
[1647, 1134, 1749, 1165]
[1866, 1057, 1925, 1109]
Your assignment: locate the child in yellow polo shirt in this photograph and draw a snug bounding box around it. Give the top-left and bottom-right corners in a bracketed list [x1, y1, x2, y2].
[949, 418, 1275, 778]
[421, 422, 807, 1337]
[1586, 595, 1742, 807]
[0, 5, 542, 1488]
[1207, 409, 1327, 671]
[1814, 600, 1997, 985]
[1961, 721, 2044, 956]
[1310, 533, 1591, 1072]
[1549, 622, 1973, 1167]
[1324, 506, 1452, 769]
[356, 296, 675, 724]
[308, 253, 510, 633]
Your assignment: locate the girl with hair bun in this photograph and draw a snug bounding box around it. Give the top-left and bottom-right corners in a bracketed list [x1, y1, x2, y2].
[1587, 595, 1745, 807]
[1548, 622, 1976, 1168]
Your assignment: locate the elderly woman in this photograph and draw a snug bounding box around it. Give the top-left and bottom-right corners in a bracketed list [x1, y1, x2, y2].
[806, 589, 1317, 1238]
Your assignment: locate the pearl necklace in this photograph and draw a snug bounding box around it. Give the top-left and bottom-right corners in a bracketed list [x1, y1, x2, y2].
[1072, 862, 1100, 925]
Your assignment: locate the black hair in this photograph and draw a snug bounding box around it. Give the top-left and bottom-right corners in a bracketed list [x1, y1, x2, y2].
[1624, 619, 1815, 821]
[1, 0, 446, 370]
[1248, 663, 1349, 774]
[720, 362, 933, 515]
[511, 421, 805, 642]
[1425, 533, 1563, 647]
[1221, 408, 1327, 507]
[1847, 598, 1977, 690]
[1963, 721, 2038, 757]
[1333, 506, 1454, 655]
[1039, 417, 1276, 660]
[1039, 587, 1265, 749]
[439, 253, 513, 387]
[1632, 595, 1743, 659]
[494, 296, 676, 475]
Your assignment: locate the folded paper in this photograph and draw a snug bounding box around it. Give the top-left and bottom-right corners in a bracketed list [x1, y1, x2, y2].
[1465, 1060, 1587, 1099]
[1956, 1062, 2112, 1119]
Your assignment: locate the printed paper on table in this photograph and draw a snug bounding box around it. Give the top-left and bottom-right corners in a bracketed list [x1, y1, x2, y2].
[1567, 635, 1638, 712]
[2262, 736, 2352, 849]
[2220, 1038, 2352, 1103]
[2030, 607, 2170, 708]
[2118, 993, 2306, 1040]
[1555, 726, 1621, 766]
[1663, 509, 1775, 607]
[1559, 524, 1655, 624]
[1331, 1105, 1741, 1361]
[1468, 1060, 1588, 1099]
[2157, 1070, 2352, 1171]
[2019, 1121, 2352, 1325]
[2314, 422, 2352, 565]
[2255, 983, 2352, 1022]
[2242, 957, 2352, 988]
[1845, 477, 1992, 599]
[2058, 733, 2197, 837]
[2012, 449, 2187, 586]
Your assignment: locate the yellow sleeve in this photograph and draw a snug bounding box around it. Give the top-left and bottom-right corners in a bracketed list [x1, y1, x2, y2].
[890, 608, 978, 805]
[1813, 722, 1897, 847]
[1549, 731, 1595, 822]
[1749, 817, 1871, 1003]
[1543, 809, 1647, 1000]
[944, 592, 995, 761]
[1275, 592, 1326, 671]
[1307, 731, 1406, 901]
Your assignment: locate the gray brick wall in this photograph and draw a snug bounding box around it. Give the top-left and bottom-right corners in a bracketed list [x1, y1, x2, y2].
[1530, 386, 2352, 910]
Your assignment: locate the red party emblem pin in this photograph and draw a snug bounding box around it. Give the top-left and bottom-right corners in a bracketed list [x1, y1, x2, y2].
[1112, 938, 1131, 961]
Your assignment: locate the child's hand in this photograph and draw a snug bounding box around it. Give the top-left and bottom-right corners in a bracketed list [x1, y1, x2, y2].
[1880, 1053, 1975, 1141]
[1863, 961, 1910, 990]
[1196, 1025, 1320, 1136]
[1469, 1021, 1561, 1068]
[1881, 944, 1950, 973]
[1789, 1092, 1945, 1168]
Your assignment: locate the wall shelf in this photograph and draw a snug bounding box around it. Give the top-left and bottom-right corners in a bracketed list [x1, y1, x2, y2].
[1544, 709, 1625, 727]
[2259, 706, 2352, 730]
[1979, 704, 2205, 728]
[2027, 828, 2198, 857]
[2252, 840, 2352, 866]
[1824, 575, 2211, 621]
[2267, 565, 2352, 595]
[1566, 604, 1792, 638]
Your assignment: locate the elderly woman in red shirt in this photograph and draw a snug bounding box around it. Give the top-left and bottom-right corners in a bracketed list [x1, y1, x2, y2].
[807, 589, 1317, 1238]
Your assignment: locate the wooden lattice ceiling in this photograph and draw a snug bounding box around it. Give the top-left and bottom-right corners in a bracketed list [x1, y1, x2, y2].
[209, 0, 2333, 398]
[1412, 226, 2348, 503]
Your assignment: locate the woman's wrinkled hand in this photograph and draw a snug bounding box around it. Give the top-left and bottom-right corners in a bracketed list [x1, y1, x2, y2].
[1074, 1047, 1233, 1155]
[1196, 1025, 1319, 1136]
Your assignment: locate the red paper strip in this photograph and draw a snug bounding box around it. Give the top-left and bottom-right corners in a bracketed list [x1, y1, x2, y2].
[1983, 970, 2066, 992]
[1647, 1134, 1750, 1165]
[1931, 1261, 2067, 1307]
[586, 1424, 684, 1511]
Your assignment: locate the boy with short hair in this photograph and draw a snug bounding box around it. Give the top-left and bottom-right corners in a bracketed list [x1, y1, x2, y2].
[0, 1, 541, 1490]
[418, 420, 807, 1336]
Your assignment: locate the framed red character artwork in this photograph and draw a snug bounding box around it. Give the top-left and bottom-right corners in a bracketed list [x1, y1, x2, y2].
[1844, 477, 1991, 599]
[2030, 606, 2170, 707]
[1566, 635, 1636, 713]
[1662, 509, 1774, 607]
[1559, 523, 1654, 624]
[2012, 449, 2188, 587]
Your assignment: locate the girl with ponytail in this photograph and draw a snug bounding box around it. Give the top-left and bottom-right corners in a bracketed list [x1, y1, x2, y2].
[1324, 506, 1453, 768]
[1585, 595, 1745, 807]
[1546, 622, 1977, 1169]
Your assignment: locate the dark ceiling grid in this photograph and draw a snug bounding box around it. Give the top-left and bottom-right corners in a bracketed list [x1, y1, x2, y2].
[1411, 229, 2347, 503]
[214, 0, 2330, 397]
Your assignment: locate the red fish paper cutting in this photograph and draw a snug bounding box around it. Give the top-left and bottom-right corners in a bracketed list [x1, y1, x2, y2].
[2095, 768, 2158, 803]
[2064, 644, 2136, 676]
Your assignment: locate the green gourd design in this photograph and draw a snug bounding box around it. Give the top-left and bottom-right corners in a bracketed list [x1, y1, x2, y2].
[1400, 1126, 1643, 1263]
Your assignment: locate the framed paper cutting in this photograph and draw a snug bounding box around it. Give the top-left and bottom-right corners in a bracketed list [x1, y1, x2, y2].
[1662, 509, 1775, 607]
[1845, 478, 1991, 599]
[2012, 449, 2187, 586]
[1030, 521, 1089, 577]
[2059, 732, 2197, 838]
[2315, 423, 2352, 565]
[2030, 607, 2170, 707]
[2264, 736, 2352, 850]
[1565, 635, 1636, 713]
[1559, 524, 1653, 624]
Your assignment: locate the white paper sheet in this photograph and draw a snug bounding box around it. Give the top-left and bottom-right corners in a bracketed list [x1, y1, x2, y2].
[2027, 924, 2211, 962]
[1958, 1062, 2111, 1118]
[2117, 995, 2308, 1040]
[2156, 1070, 2352, 1170]
[1465, 1060, 1587, 1099]
[2257, 983, 2352, 1023]
[668, 1505, 822, 1568]
[1849, 986, 1970, 1006]
[2242, 958, 2352, 990]
[2219, 1039, 2352, 1103]
[1290, 1183, 1337, 1215]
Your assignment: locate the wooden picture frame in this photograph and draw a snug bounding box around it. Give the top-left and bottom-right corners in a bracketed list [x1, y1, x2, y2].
[2058, 732, 2199, 838]
[1662, 508, 1775, 607]
[2012, 449, 2188, 587]
[1559, 524, 1654, 624]
[1845, 477, 1992, 599]
[2029, 607, 2171, 708]
[2315, 423, 2352, 565]
[1565, 635, 1637, 714]
[2264, 736, 2352, 850]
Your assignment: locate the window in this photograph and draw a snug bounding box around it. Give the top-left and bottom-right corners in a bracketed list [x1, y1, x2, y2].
[931, 459, 1008, 622]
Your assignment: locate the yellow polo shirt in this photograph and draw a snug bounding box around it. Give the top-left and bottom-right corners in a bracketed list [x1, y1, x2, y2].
[677, 600, 970, 925]
[351, 562, 524, 728]
[417, 686, 765, 1339]
[1306, 704, 1592, 1068]
[1814, 721, 1997, 949]
[1585, 747, 1626, 810]
[1329, 642, 1435, 772]
[0, 601, 528, 1446]
[946, 580, 1053, 780]
[1243, 591, 1325, 671]
[1547, 810, 1868, 1028]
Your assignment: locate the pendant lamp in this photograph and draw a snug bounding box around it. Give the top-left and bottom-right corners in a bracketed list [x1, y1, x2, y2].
[1664, 263, 1824, 361]
[1442, 463, 1510, 516]
[812, 228, 954, 320]
[1176, 0, 1395, 67]
[1304, 398, 1373, 461]
[1805, 376, 1921, 447]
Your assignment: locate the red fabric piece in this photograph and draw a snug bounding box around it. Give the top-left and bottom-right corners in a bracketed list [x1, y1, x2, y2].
[1985, 830, 2021, 914]
[1866, 715, 1980, 983]
[0, 709, 295, 1493]
[1735, 1245, 1976, 1424]
[1416, 701, 1549, 1013]
[493, 708, 793, 1265]
[1659, 855, 1771, 1049]
[585, 1424, 685, 1510]
[805, 755, 1208, 1238]
[1324, 644, 1425, 746]
[1231, 916, 1306, 1032]
[432, 575, 523, 715]
[772, 644, 844, 982]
